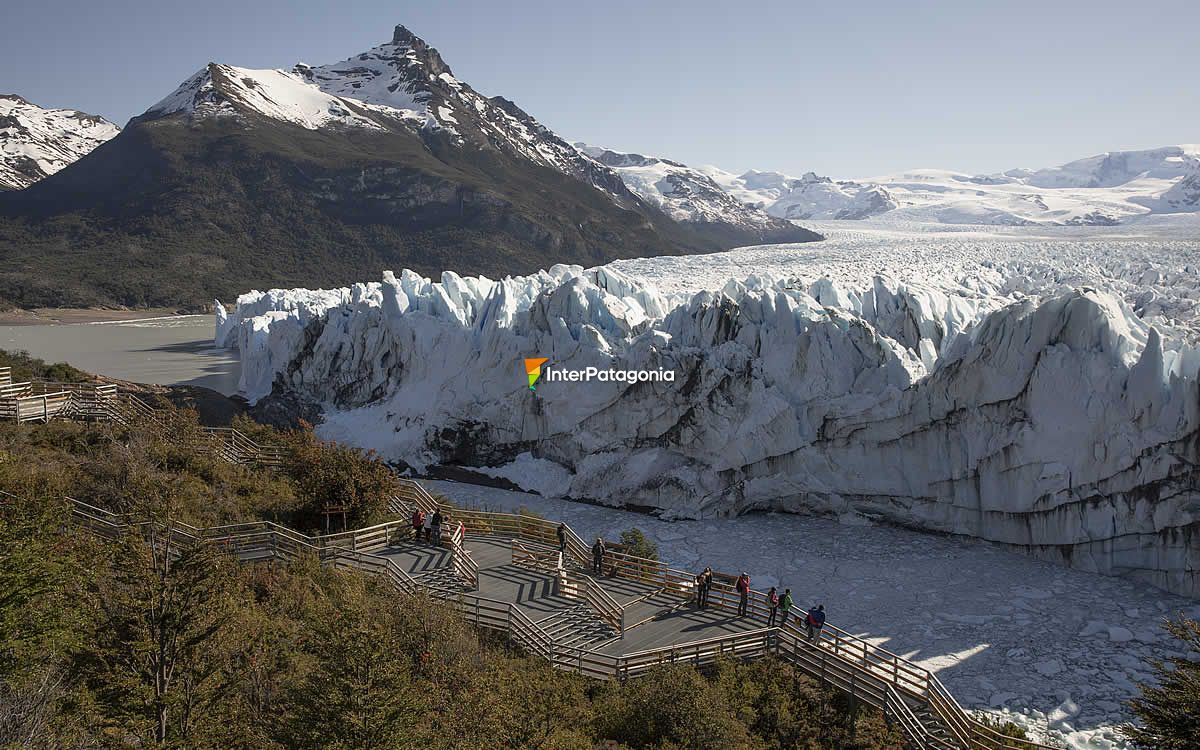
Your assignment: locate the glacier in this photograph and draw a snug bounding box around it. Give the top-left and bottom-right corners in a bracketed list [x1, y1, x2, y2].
[215, 227, 1200, 597]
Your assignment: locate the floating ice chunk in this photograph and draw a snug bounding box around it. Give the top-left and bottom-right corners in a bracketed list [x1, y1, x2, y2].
[1035, 658, 1064, 676]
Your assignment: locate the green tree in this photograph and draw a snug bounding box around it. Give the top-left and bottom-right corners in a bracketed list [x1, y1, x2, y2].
[620, 528, 658, 561]
[276, 570, 428, 750]
[453, 660, 593, 750]
[0, 349, 88, 383]
[595, 664, 755, 750]
[0, 495, 78, 677]
[280, 423, 399, 532]
[0, 494, 94, 750]
[1124, 615, 1200, 749]
[710, 658, 903, 750]
[81, 526, 251, 747]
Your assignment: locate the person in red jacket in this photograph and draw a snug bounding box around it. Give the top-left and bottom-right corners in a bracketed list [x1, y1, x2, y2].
[735, 572, 751, 616]
[806, 604, 826, 641]
[766, 586, 779, 626]
[411, 508, 425, 543]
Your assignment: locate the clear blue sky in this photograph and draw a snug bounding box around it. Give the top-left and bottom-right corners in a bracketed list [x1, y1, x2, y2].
[1, 0, 1196, 177]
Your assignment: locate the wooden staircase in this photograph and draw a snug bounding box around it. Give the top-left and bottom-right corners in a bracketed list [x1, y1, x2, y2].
[537, 604, 618, 650]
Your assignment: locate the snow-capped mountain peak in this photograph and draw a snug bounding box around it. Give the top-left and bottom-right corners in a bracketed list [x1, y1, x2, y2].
[688, 145, 1200, 227]
[574, 143, 818, 242]
[138, 25, 638, 202]
[696, 164, 898, 220]
[1005, 145, 1200, 189]
[293, 24, 459, 128]
[852, 145, 1200, 225]
[0, 94, 120, 190]
[144, 63, 392, 131]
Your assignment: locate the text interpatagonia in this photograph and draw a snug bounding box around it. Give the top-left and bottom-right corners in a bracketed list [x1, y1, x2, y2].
[543, 365, 676, 384]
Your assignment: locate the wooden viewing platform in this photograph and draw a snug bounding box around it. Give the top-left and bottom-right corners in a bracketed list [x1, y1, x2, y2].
[0, 364, 1051, 749]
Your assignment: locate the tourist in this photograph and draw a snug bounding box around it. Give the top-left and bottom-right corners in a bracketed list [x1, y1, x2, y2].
[695, 572, 706, 608]
[592, 537, 606, 575]
[701, 567, 713, 608]
[412, 508, 426, 543]
[779, 588, 794, 627]
[736, 572, 751, 616]
[557, 522, 567, 552]
[431, 508, 444, 546]
[806, 604, 826, 641]
[422, 509, 433, 543]
[766, 586, 779, 626]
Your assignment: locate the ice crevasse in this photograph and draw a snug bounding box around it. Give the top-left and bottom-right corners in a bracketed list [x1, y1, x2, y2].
[215, 264, 1200, 597]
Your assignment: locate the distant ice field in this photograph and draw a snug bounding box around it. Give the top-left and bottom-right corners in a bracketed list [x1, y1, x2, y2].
[607, 218, 1200, 310]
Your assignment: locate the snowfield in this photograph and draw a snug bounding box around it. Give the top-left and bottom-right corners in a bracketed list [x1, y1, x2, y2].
[690, 145, 1200, 226]
[214, 218, 1200, 747]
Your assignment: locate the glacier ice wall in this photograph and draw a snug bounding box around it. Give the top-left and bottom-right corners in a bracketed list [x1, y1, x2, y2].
[216, 263, 1200, 597]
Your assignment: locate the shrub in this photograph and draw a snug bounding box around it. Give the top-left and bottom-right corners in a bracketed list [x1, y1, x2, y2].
[594, 664, 754, 750]
[620, 527, 659, 561]
[0, 349, 88, 383]
[1124, 615, 1200, 749]
[279, 421, 401, 532]
[974, 713, 1036, 747]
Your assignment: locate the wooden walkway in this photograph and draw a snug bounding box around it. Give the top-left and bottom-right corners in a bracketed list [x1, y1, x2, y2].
[0, 368, 285, 467]
[0, 364, 1053, 750]
[54, 490, 1053, 750]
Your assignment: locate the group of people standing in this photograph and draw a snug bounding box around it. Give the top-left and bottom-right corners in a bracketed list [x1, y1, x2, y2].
[696, 568, 827, 641]
[409, 507, 445, 545]
[766, 585, 826, 640]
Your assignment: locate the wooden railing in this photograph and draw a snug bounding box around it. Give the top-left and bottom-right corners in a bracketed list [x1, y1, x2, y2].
[0, 381, 32, 399]
[510, 537, 562, 572]
[447, 523, 479, 589]
[886, 685, 956, 750]
[0, 392, 74, 423]
[115, 392, 158, 422]
[65, 497, 423, 593]
[0, 386, 288, 469]
[567, 572, 625, 635]
[319, 519, 407, 553]
[614, 627, 777, 680]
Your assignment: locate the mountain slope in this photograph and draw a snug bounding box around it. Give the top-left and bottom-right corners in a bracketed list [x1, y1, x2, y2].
[574, 144, 820, 244]
[0, 26, 815, 310]
[0, 95, 119, 190]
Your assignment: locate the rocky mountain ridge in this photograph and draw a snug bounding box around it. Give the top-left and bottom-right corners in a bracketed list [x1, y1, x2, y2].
[0, 94, 119, 190]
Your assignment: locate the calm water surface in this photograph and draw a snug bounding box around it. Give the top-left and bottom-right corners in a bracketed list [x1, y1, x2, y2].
[0, 315, 240, 395]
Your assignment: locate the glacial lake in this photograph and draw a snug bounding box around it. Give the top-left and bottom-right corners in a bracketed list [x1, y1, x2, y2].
[0, 315, 240, 395]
